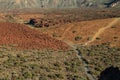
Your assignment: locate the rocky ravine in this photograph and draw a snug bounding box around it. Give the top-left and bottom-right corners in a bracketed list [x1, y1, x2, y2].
[0, 0, 119, 10]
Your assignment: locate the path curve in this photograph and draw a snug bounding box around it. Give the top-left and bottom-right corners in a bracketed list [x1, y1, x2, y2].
[84, 18, 120, 45]
[59, 24, 96, 80]
[60, 18, 120, 80]
[61, 24, 72, 40]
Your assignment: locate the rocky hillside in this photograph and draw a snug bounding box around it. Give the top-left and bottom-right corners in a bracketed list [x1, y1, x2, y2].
[0, 0, 119, 10]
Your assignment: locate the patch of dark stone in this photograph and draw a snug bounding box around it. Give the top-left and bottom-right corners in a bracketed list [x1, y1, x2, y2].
[99, 66, 120, 80]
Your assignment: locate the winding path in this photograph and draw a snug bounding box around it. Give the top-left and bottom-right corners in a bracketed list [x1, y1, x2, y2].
[61, 24, 72, 40]
[64, 40, 96, 80]
[60, 18, 120, 80]
[14, 16, 120, 80]
[60, 26, 95, 80]
[84, 18, 120, 45]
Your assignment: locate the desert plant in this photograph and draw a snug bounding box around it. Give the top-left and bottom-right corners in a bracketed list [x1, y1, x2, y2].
[72, 30, 77, 33]
[55, 74, 64, 79]
[22, 72, 32, 79]
[53, 62, 60, 67]
[47, 74, 57, 79]
[96, 37, 101, 40]
[75, 36, 82, 41]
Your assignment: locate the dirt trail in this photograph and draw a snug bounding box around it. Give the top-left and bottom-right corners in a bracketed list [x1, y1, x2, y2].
[9, 15, 119, 80]
[61, 24, 72, 40]
[84, 18, 120, 45]
[63, 40, 95, 80]
[60, 18, 120, 80]
[59, 23, 95, 80]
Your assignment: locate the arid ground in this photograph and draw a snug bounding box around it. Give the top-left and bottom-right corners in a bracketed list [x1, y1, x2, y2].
[0, 8, 120, 80]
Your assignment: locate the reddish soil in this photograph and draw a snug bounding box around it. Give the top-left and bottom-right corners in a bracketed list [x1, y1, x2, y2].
[92, 20, 120, 47]
[0, 22, 69, 50]
[40, 18, 113, 43]
[40, 18, 120, 47]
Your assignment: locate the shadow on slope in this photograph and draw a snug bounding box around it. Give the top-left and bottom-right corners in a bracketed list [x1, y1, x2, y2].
[99, 66, 120, 80]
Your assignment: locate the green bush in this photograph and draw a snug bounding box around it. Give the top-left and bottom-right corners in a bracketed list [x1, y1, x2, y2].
[72, 30, 77, 33]
[75, 36, 82, 41]
[66, 66, 77, 72]
[48, 74, 57, 79]
[67, 75, 85, 80]
[64, 61, 70, 66]
[53, 63, 60, 67]
[87, 37, 92, 41]
[39, 76, 47, 80]
[96, 37, 101, 40]
[55, 74, 64, 79]
[23, 72, 32, 79]
[111, 26, 116, 28]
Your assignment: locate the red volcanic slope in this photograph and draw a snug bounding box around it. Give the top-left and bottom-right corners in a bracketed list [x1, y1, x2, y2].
[0, 22, 69, 50]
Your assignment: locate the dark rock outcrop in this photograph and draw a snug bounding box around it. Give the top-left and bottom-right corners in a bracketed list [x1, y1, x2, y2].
[99, 66, 120, 80]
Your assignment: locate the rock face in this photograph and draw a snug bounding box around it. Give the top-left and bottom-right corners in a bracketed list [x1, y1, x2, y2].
[0, 0, 119, 10]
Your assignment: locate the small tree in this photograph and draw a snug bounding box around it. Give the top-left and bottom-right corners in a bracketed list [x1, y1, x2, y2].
[29, 18, 37, 25]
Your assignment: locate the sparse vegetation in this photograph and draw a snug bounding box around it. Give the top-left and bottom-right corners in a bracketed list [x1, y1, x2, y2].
[78, 43, 120, 79]
[72, 30, 77, 33]
[96, 37, 101, 40]
[0, 46, 85, 80]
[52, 33, 58, 37]
[87, 37, 92, 41]
[66, 74, 85, 80]
[22, 8, 120, 28]
[0, 7, 120, 80]
[75, 36, 82, 41]
[111, 25, 117, 28]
